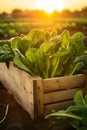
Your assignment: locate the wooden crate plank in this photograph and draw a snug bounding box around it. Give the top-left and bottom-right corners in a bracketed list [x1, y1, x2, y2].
[0, 62, 35, 119]
[0, 63, 8, 81]
[44, 88, 83, 104]
[43, 74, 85, 93]
[44, 100, 74, 115]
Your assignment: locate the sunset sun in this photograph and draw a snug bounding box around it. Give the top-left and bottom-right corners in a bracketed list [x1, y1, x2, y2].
[36, 0, 64, 14]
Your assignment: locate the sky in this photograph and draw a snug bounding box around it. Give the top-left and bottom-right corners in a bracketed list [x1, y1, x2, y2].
[0, 0, 87, 13]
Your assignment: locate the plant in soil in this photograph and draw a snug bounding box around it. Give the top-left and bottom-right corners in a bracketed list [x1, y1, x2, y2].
[45, 91, 87, 130]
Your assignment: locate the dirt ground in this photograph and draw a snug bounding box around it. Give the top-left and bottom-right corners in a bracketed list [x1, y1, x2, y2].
[0, 82, 74, 130]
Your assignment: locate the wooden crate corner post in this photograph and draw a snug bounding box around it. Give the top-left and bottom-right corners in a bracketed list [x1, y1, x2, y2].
[33, 77, 44, 118]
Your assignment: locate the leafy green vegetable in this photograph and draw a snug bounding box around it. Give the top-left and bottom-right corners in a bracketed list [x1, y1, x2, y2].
[11, 37, 30, 55]
[25, 48, 45, 77]
[45, 91, 87, 130]
[71, 32, 86, 57]
[13, 49, 34, 75]
[26, 29, 50, 48]
[61, 30, 70, 49]
[0, 42, 14, 62]
[40, 41, 55, 54]
[0, 29, 87, 78]
[0, 40, 11, 47]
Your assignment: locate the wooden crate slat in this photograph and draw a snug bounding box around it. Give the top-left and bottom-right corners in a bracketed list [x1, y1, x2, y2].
[43, 74, 85, 93]
[44, 88, 83, 104]
[44, 100, 74, 115]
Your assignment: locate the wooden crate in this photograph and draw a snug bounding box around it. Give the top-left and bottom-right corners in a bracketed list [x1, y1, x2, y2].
[0, 62, 87, 120]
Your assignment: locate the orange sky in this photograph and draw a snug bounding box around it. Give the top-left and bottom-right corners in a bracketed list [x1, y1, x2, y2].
[0, 0, 87, 13]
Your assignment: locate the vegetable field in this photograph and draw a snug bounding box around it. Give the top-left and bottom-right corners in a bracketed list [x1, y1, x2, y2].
[0, 16, 87, 130]
[0, 18, 87, 39]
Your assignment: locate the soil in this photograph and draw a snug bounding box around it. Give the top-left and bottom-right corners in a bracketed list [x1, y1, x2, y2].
[0, 83, 74, 130]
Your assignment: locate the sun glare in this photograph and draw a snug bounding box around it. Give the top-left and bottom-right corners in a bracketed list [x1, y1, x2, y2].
[36, 0, 64, 14]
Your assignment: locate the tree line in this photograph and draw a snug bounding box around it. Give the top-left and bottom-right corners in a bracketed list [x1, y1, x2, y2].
[0, 6, 87, 19]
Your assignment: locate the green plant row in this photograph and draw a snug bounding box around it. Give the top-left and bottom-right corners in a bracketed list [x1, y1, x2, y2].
[0, 29, 87, 78]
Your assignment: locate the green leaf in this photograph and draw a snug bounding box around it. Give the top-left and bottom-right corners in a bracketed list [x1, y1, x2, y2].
[25, 48, 45, 77]
[71, 32, 86, 57]
[45, 110, 81, 120]
[74, 91, 87, 108]
[61, 30, 70, 49]
[65, 62, 84, 76]
[50, 53, 59, 77]
[40, 41, 55, 54]
[81, 111, 87, 128]
[0, 40, 11, 47]
[25, 48, 37, 63]
[73, 55, 87, 63]
[50, 29, 58, 38]
[27, 29, 47, 48]
[13, 54, 33, 75]
[51, 35, 61, 52]
[84, 95, 87, 104]
[11, 37, 30, 55]
[71, 32, 85, 44]
[11, 37, 21, 51]
[0, 44, 14, 62]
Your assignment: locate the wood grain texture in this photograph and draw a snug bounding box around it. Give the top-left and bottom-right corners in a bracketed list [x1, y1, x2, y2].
[43, 88, 83, 104]
[43, 74, 85, 93]
[0, 62, 34, 119]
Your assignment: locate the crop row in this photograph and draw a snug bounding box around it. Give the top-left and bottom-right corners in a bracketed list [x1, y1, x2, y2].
[0, 18, 87, 39]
